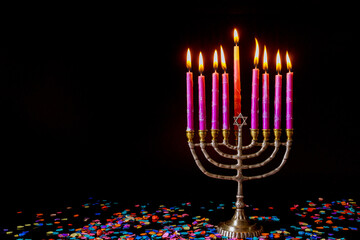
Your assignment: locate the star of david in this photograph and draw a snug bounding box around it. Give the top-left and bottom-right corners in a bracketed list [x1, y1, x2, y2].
[233, 113, 248, 128]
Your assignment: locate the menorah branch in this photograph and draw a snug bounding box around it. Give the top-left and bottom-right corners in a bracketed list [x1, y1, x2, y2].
[188, 142, 237, 181]
[243, 141, 292, 181]
[211, 142, 240, 160]
[221, 141, 237, 150]
[242, 140, 261, 150]
[240, 141, 269, 160]
[242, 142, 280, 169]
[200, 143, 238, 169]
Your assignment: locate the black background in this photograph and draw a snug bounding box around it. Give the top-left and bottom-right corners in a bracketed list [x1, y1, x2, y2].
[0, 2, 359, 223]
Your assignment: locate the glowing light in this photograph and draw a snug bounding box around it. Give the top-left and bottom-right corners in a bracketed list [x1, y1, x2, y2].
[276, 50, 281, 73]
[263, 45, 268, 72]
[199, 52, 204, 74]
[220, 45, 226, 71]
[286, 51, 292, 71]
[186, 48, 191, 70]
[213, 50, 218, 70]
[254, 38, 259, 67]
[234, 29, 239, 45]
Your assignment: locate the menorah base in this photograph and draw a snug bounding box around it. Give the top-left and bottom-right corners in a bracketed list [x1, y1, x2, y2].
[217, 219, 263, 239]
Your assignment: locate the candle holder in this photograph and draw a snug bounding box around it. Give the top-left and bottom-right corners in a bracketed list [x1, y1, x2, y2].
[186, 113, 293, 239]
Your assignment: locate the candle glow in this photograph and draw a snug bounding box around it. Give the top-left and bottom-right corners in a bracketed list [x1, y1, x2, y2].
[276, 50, 281, 73]
[220, 46, 226, 71]
[286, 51, 292, 71]
[187, 48, 191, 70]
[199, 52, 204, 74]
[254, 38, 259, 67]
[213, 50, 218, 70]
[234, 29, 239, 45]
[263, 46, 268, 72]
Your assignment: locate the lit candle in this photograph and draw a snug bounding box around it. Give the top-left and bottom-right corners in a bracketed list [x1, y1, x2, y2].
[286, 51, 293, 130]
[198, 52, 206, 131]
[262, 46, 269, 130]
[233, 29, 241, 120]
[220, 46, 229, 130]
[274, 50, 282, 130]
[251, 38, 260, 130]
[211, 50, 219, 130]
[186, 49, 194, 131]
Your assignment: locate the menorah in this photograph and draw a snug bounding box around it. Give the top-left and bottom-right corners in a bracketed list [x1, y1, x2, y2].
[185, 34, 294, 238]
[186, 118, 293, 238]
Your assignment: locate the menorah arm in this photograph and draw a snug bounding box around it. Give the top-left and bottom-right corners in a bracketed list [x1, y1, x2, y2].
[200, 143, 238, 169]
[243, 141, 292, 181]
[240, 141, 269, 160]
[221, 141, 237, 150]
[242, 141, 280, 169]
[242, 140, 261, 150]
[211, 141, 239, 160]
[221, 140, 260, 151]
[189, 142, 236, 181]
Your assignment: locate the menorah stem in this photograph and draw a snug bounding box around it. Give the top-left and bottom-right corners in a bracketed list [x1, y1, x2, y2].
[235, 126, 245, 216]
[235, 179, 246, 220]
[216, 125, 263, 238]
[217, 176, 263, 238]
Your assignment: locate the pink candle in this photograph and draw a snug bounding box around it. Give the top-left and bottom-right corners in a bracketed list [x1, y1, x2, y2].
[251, 39, 260, 130]
[220, 46, 229, 130]
[286, 51, 293, 130]
[262, 73, 269, 129]
[198, 52, 206, 131]
[274, 50, 282, 129]
[222, 72, 229, 130]
[233, 29, 241, 120]
[251, 68, 259, 129]
[186, 49, 194, 131]
[262, 46, 269, 129]
[211, 50, 219, 130]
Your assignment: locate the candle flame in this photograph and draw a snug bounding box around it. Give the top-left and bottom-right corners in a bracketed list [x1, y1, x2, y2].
[234, 29, 239, 45]
[254, 38, 259, 67]
[186, 48, 191, 70]
[276, 50, 281, 73]
[220, 45, 226, 71]
[213, 50, 218, 70]
[286, 51, 292, 71]
[199, 52, 204, 74]
[263, 45, 268, 72]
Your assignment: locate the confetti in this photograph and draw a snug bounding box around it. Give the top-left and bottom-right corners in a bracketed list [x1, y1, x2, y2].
[1, 198, 359, 239]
